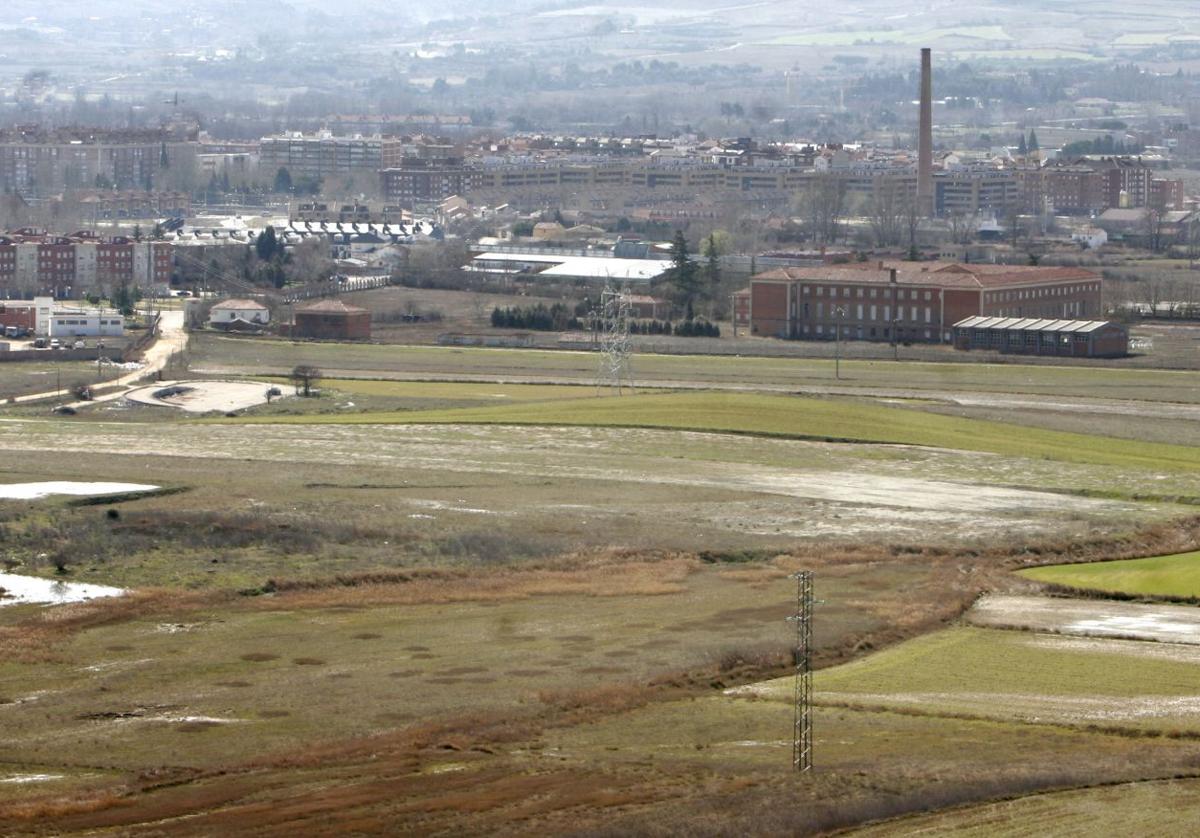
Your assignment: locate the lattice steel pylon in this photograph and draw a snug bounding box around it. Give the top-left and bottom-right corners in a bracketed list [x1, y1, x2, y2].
[594, 283, 634, 394]
[790, 570, 814, 772]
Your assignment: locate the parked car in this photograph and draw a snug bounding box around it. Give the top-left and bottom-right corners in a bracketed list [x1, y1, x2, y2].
[49, 338, 61, 349]
[73, 339, 85, 349]
[33, 337, 47, 348]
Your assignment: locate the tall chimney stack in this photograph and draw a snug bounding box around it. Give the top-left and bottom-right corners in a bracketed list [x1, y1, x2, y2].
[917, 48, 933, 217]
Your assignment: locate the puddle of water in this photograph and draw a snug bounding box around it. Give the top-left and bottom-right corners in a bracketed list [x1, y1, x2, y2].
[0, 573, 126, 607]
[0, 481, 159, 500]
[0, 774, 64, 784]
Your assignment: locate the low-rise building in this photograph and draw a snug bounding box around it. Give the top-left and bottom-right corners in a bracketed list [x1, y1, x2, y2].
[208, 299, 270, 326]
[952, 316, 1127, 357]
[746, 262, 1103, 344]
[293, 299, 371, 340]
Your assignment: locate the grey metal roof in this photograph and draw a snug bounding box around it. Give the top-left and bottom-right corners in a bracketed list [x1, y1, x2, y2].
[952, 316, 1119, 334]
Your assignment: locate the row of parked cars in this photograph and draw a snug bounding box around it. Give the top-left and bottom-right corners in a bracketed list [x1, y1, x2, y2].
[31, 337, 87, 350]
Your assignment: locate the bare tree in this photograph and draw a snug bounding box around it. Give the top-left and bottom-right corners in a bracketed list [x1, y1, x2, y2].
[946, 210, 978, 245]
[291, 364, 321, 397]
[866, 179, 907, 248]
[797, 174, 846, 245]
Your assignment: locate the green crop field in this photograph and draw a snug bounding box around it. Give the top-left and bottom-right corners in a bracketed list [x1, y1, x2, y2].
[187, 334, 1200, 403]
[230, 390, 1200, 473]
[744, 626, 1200, 732]
[846, 778, 1200, 836]
[1020, 551, 1200, 598]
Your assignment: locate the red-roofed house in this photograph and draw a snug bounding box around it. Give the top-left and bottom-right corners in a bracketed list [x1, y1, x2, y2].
[746, 261, 1102, 344]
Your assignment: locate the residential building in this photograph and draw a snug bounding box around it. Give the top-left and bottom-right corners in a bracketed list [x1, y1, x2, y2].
[0, 231, 173, 298]
[0, 127, 199, 197]
[259, 132, 388, 179]
[208, 299, 270, 326]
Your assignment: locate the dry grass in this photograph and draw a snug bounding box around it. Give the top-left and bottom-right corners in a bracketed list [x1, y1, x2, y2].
[247, 553, 698, 609]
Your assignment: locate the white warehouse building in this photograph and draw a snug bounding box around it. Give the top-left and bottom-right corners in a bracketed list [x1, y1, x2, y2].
[33, 296, 125, 338]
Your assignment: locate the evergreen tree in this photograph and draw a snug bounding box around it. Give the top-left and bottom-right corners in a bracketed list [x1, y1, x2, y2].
[703, 233, 721, 300]
[1017, 133, 1028, 156]
[273, 167, 293, 194]
[255, 226, 279, 261]
[666, 230, 701, 319]
[1028, 129, 1039, 151]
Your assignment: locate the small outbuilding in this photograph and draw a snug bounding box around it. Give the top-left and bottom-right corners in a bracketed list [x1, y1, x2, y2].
[293, 299, 371, 340]
[952, 316, 1128, 358]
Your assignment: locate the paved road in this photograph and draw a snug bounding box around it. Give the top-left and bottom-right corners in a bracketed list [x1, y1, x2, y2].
[13, 310, 188, 407]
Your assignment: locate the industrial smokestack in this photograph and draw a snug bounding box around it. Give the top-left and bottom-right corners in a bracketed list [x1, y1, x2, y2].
[917, 48, 933, 217]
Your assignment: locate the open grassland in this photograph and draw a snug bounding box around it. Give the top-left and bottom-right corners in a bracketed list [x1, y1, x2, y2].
[14, 668, 1200, 836]
[1019, 551, 1200, 598]
[845, 778, 1200, 836]
[0, 414, 1190, 593]
[232, 390, 1200, 475]
[0, 549, 977, 816]
[0, 361, 105, 401]
[6, 331, 1200, 833]
[247, 377, 624, 416]
[185, 333, 1200, 403]
[742, 625, 1200, 734]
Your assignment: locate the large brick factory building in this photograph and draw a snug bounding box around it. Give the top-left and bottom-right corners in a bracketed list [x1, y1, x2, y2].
[743, 262, 1103, 344]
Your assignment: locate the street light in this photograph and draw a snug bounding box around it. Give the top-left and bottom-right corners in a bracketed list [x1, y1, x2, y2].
[832, 305, 846, 380]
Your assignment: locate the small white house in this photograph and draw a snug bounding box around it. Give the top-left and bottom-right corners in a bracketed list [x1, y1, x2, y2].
[208, 299, 271, 325]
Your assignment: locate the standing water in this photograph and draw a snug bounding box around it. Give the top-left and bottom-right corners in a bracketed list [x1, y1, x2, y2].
[0, 574, 125, 607]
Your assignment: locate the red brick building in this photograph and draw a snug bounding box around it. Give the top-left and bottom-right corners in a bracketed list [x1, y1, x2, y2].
[293, 299, 371, 340]
[1030, 157, 1185, 214]
[746, 262, 1103, 344]
[380, 161, 483, 205]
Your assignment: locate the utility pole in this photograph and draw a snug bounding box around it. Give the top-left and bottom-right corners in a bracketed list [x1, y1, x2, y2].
[833, 305, 846, 380]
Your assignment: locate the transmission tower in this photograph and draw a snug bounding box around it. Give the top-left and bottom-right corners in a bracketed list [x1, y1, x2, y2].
[790, 570, 814, 772]
[594, 283, 634, 394]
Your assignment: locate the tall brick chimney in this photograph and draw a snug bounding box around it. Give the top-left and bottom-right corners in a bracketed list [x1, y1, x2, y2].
[918, 48, 934, 217]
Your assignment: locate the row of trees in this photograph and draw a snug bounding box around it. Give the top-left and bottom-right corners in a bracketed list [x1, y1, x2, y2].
[490, 303, 581, 331]
[623, 319, 720, 337]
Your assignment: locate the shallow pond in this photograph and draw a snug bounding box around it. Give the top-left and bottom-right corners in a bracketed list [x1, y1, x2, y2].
[0, 481, 158, 500]
[0, 573, 125, 607]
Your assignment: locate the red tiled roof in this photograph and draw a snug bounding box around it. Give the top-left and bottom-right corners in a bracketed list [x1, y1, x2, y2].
[753, 262, 1097, 289]
[296, 299, 370, 314]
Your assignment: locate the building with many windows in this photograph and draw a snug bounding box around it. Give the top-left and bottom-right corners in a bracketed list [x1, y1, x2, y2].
[0, 231, 173, 298]
[745, 262, 1103, 344]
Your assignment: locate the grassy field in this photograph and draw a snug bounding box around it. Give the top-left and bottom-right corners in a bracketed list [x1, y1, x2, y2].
[0, 405, 1190, 594]
[742, 625, 1200, 733]
[1020, 551, 1200, 597]
[846, 778, 1200, 836]
[232, 390, 1200, 474]
[6, 328, 1200, 833]
[0, 360, 108, 401]
[186, 333, 1200, 402]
